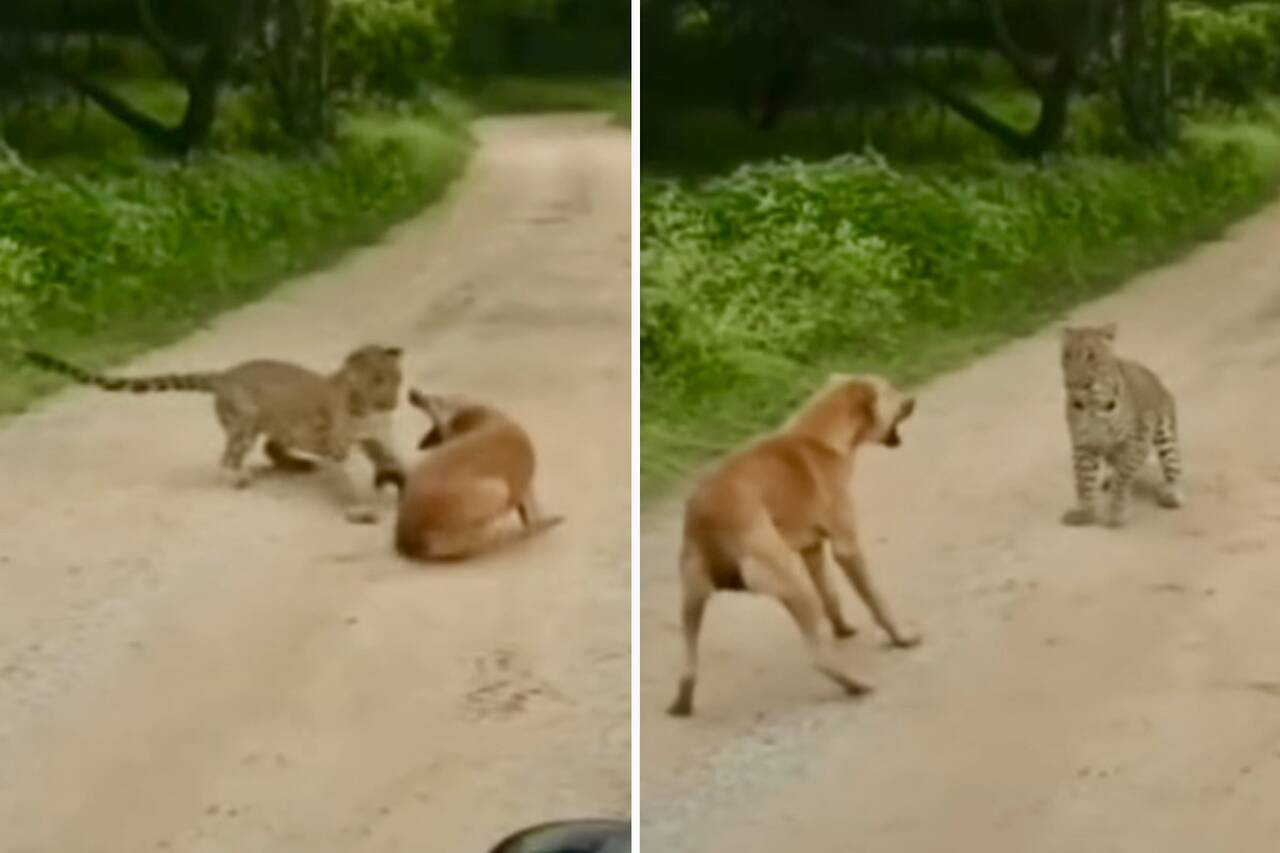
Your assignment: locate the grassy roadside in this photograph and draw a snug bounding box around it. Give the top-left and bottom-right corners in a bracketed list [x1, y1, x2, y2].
[0, 73, 631, 416]
[640, 112, 1280, 505]
[0, 98, 475, 415]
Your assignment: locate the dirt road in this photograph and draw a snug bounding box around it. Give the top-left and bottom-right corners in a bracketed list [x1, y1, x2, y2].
[0, 115, 630, 853]
[641, 200, 1280, 851]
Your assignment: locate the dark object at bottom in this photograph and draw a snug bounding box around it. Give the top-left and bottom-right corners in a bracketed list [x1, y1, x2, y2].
[488, 819, 630, 853]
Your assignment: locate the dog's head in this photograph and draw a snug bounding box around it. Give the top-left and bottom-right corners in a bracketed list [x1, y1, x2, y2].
[867, 377, 916, 448]
[827, 374, 916, 449]
[407, 388, 498, 449]
[407, 388, 471, 450]
[787, 374, 916, 452]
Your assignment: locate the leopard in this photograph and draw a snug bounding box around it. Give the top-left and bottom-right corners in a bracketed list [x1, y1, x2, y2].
[1059, 323, 1183, 529]
[24, 345, 407, 523]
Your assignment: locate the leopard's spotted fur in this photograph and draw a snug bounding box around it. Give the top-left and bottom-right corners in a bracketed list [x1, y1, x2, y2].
[1060, 324, 1183, 528]
[25, 345, 407, 522]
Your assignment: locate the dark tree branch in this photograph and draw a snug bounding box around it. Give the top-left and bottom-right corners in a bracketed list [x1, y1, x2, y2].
[893, 60, 1032, 155]
[836, 36, 1076, 159]
[41, 61, 182, 151]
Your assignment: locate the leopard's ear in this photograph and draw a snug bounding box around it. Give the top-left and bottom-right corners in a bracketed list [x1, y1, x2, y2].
[383, 346, 403, 359]
[1098, 322, 1117, 342]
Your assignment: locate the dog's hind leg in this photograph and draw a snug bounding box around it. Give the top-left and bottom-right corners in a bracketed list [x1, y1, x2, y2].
[668, 543, 713, 717]
[802, 543, 855, 639]
[742, 533, 871, 698]
[423, 516, 564, 561]
[516, 486, 563, 530]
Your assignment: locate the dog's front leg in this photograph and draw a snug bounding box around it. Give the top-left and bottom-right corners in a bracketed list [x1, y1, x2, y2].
[829, 531, 920, 649]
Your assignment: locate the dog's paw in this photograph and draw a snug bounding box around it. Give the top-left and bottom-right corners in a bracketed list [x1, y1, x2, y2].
[526, 515, 565, 535]
[841, 678, 874, 698]
[667, 679, 695, 717]
[833, 623, 858, 640]
[890, 630, 923, 649]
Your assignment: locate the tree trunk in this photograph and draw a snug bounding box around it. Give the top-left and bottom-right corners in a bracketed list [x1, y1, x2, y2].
[30, 0, 249, 156]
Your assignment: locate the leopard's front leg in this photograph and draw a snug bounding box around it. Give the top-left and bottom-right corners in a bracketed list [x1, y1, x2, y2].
[1104, 438, 1148, 528]
[1062, 445, 1105, 526]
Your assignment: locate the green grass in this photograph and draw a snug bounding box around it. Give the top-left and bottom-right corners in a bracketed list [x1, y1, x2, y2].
[465, 75, 631, 126]
[0, 95, 474, 414]
[640, 108, 1280, 504]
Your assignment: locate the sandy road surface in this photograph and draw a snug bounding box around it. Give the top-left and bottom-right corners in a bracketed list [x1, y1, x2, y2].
[641, 200, 1280, 851]
[0, 115, 629, 853]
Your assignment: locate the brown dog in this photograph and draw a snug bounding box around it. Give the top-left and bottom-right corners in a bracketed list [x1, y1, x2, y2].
[668, 374, 922, 717]
[395, 389, 563, 562]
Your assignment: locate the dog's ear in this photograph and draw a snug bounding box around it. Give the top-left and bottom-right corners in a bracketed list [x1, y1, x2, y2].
[900, 396, 916, 421]
[847, 380, 878, 430]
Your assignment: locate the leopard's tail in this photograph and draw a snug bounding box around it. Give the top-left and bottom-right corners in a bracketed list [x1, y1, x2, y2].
[24, 350, 217, 393]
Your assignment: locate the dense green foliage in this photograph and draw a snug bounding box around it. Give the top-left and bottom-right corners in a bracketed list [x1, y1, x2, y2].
[1170, 2, 1280, 106]
[639, 1, 1280, 498]
[640, 109, 1280, 496]
[325, 0, 629, 96]
[331, 0, 456, 99]
[0, 106, 471, 410]
[453, 0, 630, 77]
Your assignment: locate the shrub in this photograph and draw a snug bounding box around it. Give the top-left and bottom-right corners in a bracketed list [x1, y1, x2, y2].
[1170, 2, 1280, 106]
[0, 235, 45, 352]
[330, 0, 456, 99]
[0, 111, 471, 382]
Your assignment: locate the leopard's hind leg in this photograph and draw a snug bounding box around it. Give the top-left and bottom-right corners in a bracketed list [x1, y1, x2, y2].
[214, 393, 259, 489]
[1153, 412, 1184, 509]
